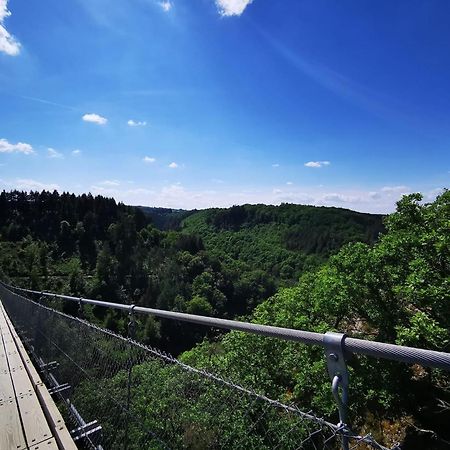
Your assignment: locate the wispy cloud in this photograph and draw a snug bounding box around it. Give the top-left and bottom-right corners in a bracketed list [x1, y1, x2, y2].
[0, 138, 34, 155]
[20, 95, 77, 111]
[47, 148, 63, 159]
[159, 1, 172, 12]
[272, 163, 280, 168]
[143, 156, 156, 163]
[82, 113, 108, 125]
[127, 119, 147, 127]
[423, 187, 444, 202]
[304, 160, 330, 168]
[98, 180, 120, 187]
[381, 185, 409, 194]
[168, 162, 179, 169]
[216, 0, 254, 17]
[0, 0, 20, 56]
[257, 28, 403, 120]
[84, 180, 445, 214]
[322, 193, 359, 203]
[14, 179, 60, 191]
[72, 149, 82, 156]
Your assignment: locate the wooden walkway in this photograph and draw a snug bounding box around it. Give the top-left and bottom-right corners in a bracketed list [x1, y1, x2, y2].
[0, 301, 77, 450]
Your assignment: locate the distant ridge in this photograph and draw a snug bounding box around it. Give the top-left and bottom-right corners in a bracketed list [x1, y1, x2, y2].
[137, 206, 195, 230]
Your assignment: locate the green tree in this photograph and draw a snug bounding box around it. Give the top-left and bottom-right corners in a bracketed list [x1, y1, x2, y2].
[182, 192, 450, 447]
[186, 295, 213, 316]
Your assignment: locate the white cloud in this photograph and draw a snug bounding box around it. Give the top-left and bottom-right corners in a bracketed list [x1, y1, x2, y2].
[0, 138, 34, 154]
[143, 156, 156, 163]
[423, 187, 444, 202]
[322, 193, 357, 203]
[72, 149, 82, 156]
[0, 0, 21, 56]
[47, 148, 63, 159]
[286, 181, 293, 185]
[304, 160, 330, 168]
[216, 0, 254, 16]
[98, 180, 120, 187]
[168, 162, 178, 169]
[381, 185, 408, 193]
[159, 1, 172, 12]
[127, 119, 147, 127]
[82, 113, 107, 125]
[84, 181, 436, 213]
[272, 163, 280, 168]
[15, 178, 60, 191]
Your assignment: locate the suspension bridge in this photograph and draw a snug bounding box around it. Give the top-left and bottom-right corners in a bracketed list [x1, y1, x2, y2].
[0, 281, 449, 450]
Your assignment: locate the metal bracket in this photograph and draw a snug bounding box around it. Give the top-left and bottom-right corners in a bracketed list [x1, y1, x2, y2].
[48, 382, 71, 395]
[78, 298, 84, 319]
[39, 360, 59, 372]
[71, 420, 102, 441]
[324, 332, 349, 449]
[128, 304, 136, 339]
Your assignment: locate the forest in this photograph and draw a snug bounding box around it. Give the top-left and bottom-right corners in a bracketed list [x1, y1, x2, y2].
[0, 190, 383, 351]
[0, 189, 448, 448]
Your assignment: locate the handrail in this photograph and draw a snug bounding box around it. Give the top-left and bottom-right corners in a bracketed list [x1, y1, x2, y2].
[2, 282, 450, 372]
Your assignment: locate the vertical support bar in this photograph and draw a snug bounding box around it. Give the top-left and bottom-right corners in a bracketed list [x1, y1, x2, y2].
[124, 305, 136, 450]
[324, 332, 349, 450]
[78, 298, 84, 319]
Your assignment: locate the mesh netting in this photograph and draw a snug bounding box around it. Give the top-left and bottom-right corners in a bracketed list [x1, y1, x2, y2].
[0, 285, 393, 450]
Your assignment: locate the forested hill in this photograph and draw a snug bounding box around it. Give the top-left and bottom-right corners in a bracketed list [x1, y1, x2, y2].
[0, 190, 383, 352]
[182, 192, 450, 448]
[138, 206, 193, 230]
[182, 203, 384, 282]
[2, 189, 449, 446]
[0, 190, 148, 242]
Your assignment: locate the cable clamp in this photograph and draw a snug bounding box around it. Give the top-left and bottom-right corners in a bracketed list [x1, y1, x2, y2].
[324, 332, 349, 449]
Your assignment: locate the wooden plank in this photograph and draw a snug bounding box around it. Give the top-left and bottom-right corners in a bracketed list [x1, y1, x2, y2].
[4, 347, 26, 374]
[16, 338, 78, 450]
[27, 375, 78, 450]
[0, 370, 16, 402]
[16, 390, 54, 447]
[29, 437, 60, 450]
[2, 302, 77, 450]
[0, 342, 15, 403]
[1, 307, 54, 449]
[0, 307, 27, 450]
[0, 400, 28, 450]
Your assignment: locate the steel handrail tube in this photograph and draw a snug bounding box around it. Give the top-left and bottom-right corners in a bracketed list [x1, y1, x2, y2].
[3, 282, 450, 371]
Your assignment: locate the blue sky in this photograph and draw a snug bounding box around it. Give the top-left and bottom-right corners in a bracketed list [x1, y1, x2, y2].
[0, 0, 449, 213]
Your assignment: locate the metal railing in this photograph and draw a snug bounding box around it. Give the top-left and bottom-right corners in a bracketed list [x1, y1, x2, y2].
[1, 281, 449, 450]
[4, 283, 449, 372]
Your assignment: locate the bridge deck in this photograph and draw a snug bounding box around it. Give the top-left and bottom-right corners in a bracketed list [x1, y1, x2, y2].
[0, 301, 77, 450]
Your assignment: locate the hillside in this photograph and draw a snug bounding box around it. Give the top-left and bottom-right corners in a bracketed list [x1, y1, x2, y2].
[138, 206, 194, 230]
[0, 190, 384, 352]
[182, 203, 384, 283]
[1, 189, 448, 447]
[181, 192, 450, 448]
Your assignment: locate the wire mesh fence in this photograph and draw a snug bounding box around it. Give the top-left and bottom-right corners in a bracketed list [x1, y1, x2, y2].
[0, 285, 393, 450]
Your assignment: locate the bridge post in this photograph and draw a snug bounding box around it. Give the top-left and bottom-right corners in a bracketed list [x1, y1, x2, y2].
[324, 332, 349, 450]
[78, 298, 84, 319]
[124, 305, 136, 450]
